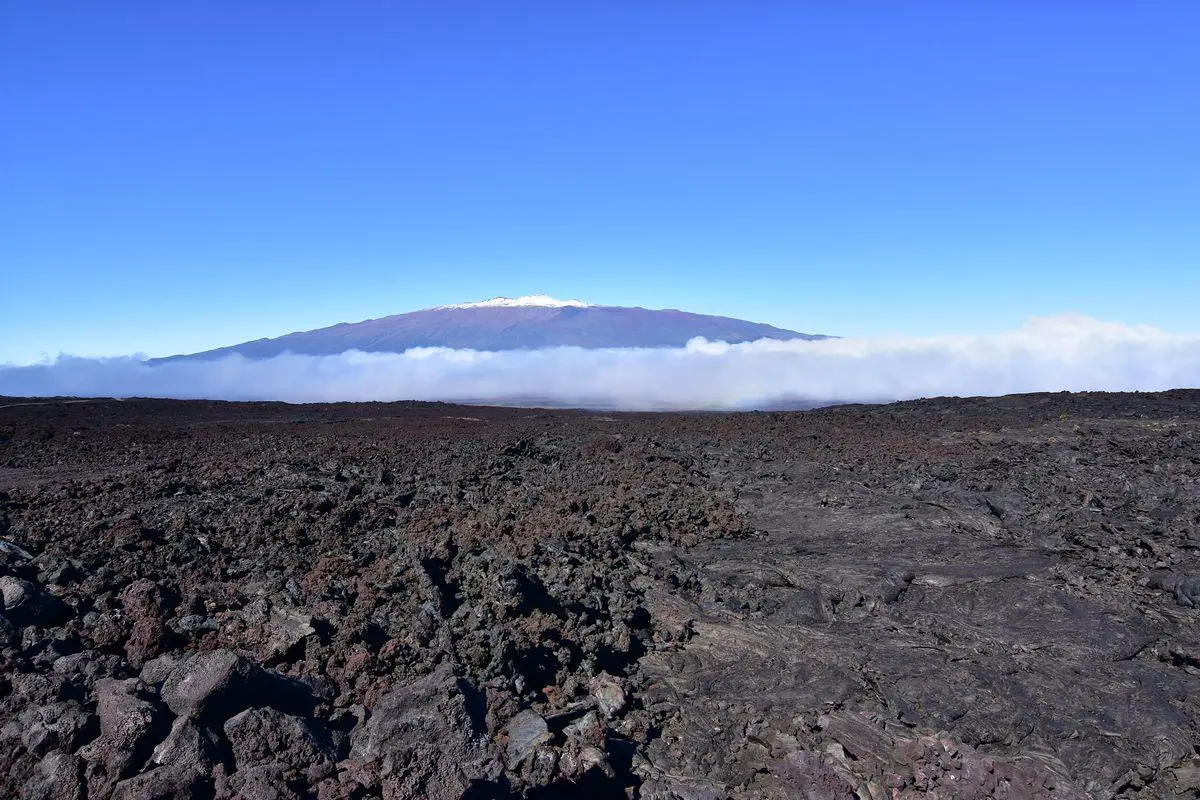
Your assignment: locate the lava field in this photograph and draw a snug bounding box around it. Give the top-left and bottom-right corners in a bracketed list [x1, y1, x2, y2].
[1, 391, 1199, 799]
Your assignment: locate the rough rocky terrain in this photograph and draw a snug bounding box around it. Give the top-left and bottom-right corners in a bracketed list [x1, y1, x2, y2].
[1, 391, 1199, 799]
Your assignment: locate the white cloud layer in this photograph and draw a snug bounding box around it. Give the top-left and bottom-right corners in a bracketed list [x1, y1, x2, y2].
[2, 315, 1198, 410]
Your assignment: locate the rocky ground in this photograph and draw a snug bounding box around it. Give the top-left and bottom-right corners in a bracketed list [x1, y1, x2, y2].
[1, 391, 1199, 799]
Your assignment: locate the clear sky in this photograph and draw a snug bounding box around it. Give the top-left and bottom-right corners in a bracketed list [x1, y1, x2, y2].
[2, 2, 1198, 364]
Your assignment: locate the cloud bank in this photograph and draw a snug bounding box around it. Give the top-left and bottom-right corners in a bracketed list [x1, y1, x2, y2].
[2, 315, 1198, 410]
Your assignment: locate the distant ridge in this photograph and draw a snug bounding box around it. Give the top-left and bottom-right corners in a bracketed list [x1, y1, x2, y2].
[153, 296, 828, 362]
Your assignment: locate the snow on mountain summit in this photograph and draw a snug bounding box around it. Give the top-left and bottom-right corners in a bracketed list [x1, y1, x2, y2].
[438, 295, 593, 309]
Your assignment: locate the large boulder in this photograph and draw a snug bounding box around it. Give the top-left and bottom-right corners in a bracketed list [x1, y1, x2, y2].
[150, 718, 223, 772]
[20, 751, 85, 800]
[110, 717, 223, 800]
[0, 539, 35, 562]
[110, 763, 212, 800]
[218, 707, 338, 799]
[224, 706, 336, 770]
[119, 580, 177, 666]
[1174, 575, 1200, 608]
[158, 650, 260, 722]
[348, 665, 500, 799]
[78, 679, 166, 795]
[0, 576, 66, 627]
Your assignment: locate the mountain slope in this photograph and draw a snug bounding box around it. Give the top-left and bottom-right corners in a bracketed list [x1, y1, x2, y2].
[154, 297, 827, 361]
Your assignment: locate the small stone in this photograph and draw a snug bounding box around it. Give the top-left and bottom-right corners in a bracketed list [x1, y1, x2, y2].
[139, 653, 182, 686]
[504, 709, 551, 768]
[825, 741, 849, 764]
[263, 608, 316, 659]
[564, 710, 604, 747]
[587, 672, 627, 719]
[172, 614, 218, 635]
[576, 745, 610, 775]
[151, 717, 222, 771]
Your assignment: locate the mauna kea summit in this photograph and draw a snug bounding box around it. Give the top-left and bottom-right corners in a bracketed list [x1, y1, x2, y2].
[154, 296, 827, 362]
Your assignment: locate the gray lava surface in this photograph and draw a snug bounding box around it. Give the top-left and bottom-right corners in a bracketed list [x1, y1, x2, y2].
[1, 391, 1199, 799]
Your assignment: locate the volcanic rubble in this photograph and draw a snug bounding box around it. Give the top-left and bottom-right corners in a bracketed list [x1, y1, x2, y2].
[0, 391, 1199, 799]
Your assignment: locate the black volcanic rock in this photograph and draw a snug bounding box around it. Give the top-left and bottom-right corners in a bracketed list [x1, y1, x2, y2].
[0, 575, 66, 628]
[3, 391, 1199, 798]
[153, 297, 826, 362]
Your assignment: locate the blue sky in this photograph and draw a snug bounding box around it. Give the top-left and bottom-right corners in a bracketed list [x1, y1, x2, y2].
[2, 2, 1198, 364]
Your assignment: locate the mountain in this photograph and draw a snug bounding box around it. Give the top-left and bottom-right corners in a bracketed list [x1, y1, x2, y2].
[153, 296, 827, 362]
